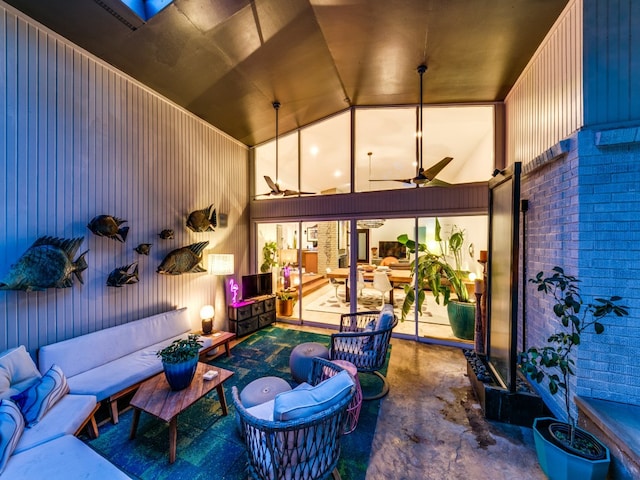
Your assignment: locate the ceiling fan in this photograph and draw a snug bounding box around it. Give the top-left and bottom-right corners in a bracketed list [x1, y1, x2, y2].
[255, 102, 315, 198]
[370, 64, 454, 188]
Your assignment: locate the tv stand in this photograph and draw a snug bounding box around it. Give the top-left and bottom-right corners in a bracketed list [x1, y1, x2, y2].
[228, 294, 276, 337]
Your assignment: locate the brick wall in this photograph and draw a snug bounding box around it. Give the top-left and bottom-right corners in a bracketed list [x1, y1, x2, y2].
[520, 127, 640, 418]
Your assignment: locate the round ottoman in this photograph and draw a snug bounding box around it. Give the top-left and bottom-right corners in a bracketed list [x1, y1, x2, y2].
[289, 342, 330, 383]
[240, 376, 292, 408]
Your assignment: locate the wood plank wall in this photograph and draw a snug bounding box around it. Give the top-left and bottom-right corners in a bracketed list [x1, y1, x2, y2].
[505, 0, 583, 165]
[0, 4, 250, 355]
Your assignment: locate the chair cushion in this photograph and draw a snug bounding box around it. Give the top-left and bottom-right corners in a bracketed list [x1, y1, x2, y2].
[273, 370, 353, 421]
[376, 304, 395, 331]
[0, 399, 24, 474]
[0, 346, 41, 399]
[11, 365, 69, 427]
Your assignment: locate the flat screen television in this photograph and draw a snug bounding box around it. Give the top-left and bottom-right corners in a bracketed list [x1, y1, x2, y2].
[242, 273, 273, 299]
[378, 241, 407, 259]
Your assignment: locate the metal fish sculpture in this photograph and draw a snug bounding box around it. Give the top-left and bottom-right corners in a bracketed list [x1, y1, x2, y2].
[134, 243, 152, 255]
[186, 205, 217, 232]
[106, 262, 139, 287]
[157, 241, 209, 275]
[158, 229, 174, 240]
[87, 215, 129, 243]
[0, 236, 88, 291]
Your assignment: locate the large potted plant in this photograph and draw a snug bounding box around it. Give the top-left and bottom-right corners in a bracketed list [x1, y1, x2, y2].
[260, 241, 278, 273]
[157, 334, 203, 391]
[519, 267, 629, 480]
[397, 218, 475, 339]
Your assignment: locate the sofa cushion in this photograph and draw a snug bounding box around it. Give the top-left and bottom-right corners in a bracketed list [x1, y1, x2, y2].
[273, 370, 353, 421]
[38, 308, 192, 378]
[11, 365, 69, 427]
[3, 434, 132, 479]
[0, 400, 24, 474]
[0, 347, 41, 400]
[13, 393, 97, 454]
[376, 304, 395, 331]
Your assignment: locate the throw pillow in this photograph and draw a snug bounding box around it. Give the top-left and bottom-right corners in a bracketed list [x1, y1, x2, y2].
[375, 304, 395, 331]
[0, 399, 25, 474]
[0, 346, 41, 399]
[11, 364, 69, 427]
[361, 319, 376, 351]
[273, 370, 354, 421]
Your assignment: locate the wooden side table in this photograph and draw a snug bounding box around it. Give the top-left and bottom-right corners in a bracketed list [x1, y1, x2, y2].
[197, 330, 236, 358]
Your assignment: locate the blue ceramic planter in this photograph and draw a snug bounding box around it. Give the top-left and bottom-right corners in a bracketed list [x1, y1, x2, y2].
[446, 301, 475, 340]
[162, 356, 198, 391]
[533, 417, 610, 480]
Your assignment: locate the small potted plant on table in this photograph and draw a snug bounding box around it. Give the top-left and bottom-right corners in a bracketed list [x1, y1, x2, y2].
[519, 267, 629, 480]
[157, 334, 203, 391]
[276, 290, 296, 317]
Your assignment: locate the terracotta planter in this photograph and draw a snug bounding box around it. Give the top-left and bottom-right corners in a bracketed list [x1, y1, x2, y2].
[446, 300, 475, 340]
[277, 299, 294, 317]
[162, 356, 198, 391]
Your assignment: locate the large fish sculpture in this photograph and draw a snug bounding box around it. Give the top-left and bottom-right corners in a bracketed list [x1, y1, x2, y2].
[0, 236, 88, 291]
[157, 241, 209, 275]
[87, 215, 129, 243]
[186, 205, 216, 232]
[107, 262, 139, 287]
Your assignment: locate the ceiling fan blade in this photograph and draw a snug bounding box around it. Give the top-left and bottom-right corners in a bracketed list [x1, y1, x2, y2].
[264, 176, 280, 192]
[422, 156, 454, 181]
[422, 178, 452, 187]
[370, 179, 414, 184]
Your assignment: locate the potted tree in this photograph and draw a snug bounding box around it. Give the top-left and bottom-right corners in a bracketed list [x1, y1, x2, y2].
[260, 241, 278, 273]
[397, 218, 475, 339]
[276, 290, 296, 317]
[519, 267, 629, 480]
[157, 334, 203, 391]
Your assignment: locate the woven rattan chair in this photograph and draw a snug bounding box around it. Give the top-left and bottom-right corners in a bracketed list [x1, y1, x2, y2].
[232, 358, 355, 480]
[329, 310, 398, 401]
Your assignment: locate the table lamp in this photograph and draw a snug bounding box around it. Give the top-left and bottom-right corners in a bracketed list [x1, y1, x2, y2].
[200, 305, 214, 334]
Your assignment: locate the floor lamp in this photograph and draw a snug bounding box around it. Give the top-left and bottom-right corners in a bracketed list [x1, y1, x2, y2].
[207, 254, 235, 331]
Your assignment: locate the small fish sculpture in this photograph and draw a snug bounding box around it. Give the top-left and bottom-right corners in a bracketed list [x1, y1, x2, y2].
[186, 205, 216, 233]
[134, 243, 152, 255]
[158, 229, 174, 240]
[87, 215, 129, 243]
[157, 241, 209, 275]
[0, 236, 88, 291]
[106, 262, 139, 287]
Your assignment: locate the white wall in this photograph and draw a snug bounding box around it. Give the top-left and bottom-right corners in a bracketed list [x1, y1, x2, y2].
[0, 3, 250, 355]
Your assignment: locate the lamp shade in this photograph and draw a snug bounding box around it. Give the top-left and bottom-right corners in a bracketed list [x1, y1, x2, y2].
[208, 254, 234, 275]
[200, 305, 214, 320]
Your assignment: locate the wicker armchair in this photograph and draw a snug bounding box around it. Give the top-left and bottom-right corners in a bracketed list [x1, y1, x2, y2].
[232, 358, 355, 480]
[329, 310, 398, 400]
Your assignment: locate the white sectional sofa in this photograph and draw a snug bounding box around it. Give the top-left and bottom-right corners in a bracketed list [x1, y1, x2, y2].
[37, 307, 213, 423]
[0, 345, 130, 479]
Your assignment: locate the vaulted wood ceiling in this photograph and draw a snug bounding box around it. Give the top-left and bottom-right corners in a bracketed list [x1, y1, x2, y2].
[6, 0, 569, 146]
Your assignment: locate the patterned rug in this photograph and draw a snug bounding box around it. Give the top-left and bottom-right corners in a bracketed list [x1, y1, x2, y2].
[305, 288, 450, 325]
[86, 326, 386, 480]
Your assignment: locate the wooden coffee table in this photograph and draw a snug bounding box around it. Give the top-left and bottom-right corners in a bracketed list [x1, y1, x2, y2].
[129, 362, 234, 463]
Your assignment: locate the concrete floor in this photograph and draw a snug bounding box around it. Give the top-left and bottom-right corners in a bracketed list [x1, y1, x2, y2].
[366, 336, 546, 479]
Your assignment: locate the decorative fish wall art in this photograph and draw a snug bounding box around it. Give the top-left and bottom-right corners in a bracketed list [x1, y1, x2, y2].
[158, 229, 174, 240]
[157, 241, 209, 275]
[88, 215, 129, 243]
[134, 243, 152, 255]
[186, 205, 216, 232]
[0, 236, 88, 291]
[107, 262, 139, 287]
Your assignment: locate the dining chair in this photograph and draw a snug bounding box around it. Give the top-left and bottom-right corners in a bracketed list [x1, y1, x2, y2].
[326, 268, 346, 301]
[372, 271, 392, 306]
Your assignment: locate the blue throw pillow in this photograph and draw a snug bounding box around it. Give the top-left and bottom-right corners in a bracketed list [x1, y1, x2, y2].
[0, 399, 24, 473]
[375, 305, 394, 331]
[11, 364, 69, 427]
[273, 370, 354, 421]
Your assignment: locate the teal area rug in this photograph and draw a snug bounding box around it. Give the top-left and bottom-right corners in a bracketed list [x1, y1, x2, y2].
[86, 326, 386, 479]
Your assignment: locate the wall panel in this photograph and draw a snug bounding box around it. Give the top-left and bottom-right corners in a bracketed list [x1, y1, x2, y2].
[0, 3, 249, 355]
[505, 0, 583, 165]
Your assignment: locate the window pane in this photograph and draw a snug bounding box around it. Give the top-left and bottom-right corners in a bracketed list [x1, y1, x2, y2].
[300, 112, 350, 195]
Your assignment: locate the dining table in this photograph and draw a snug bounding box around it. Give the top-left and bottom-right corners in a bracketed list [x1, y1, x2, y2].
[325, 267, 414, 304]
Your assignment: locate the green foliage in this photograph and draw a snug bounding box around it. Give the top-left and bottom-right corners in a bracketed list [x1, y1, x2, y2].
[519, 267, 629, 430]
[157, 334, 203, 364]
[397, 218, 471, 321]
[260, 241, 278, 273]
[277, 290, 296, 304]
